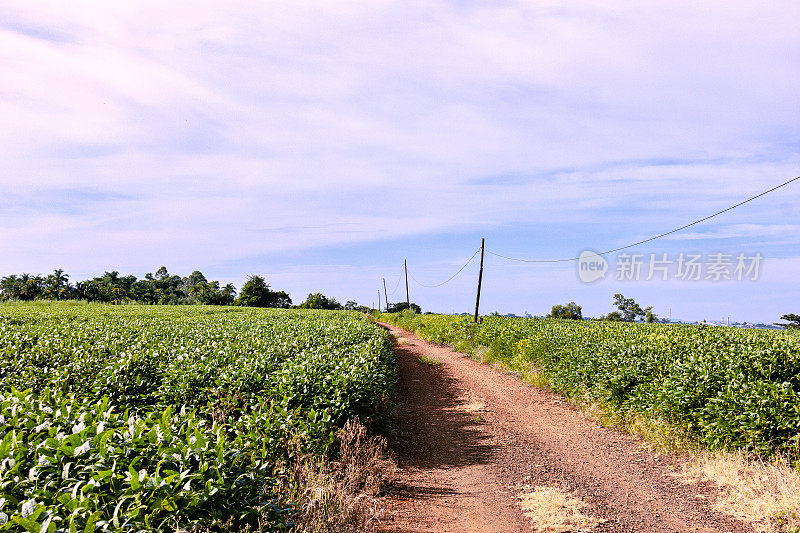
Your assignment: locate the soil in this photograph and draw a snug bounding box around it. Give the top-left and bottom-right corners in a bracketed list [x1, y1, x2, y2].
[377, 322, 754, 533]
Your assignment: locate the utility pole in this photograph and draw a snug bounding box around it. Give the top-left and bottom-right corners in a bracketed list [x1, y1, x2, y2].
[377, 290, 381, 313]
[474, 237, 485, 323]
[383, 278, 388, 313]
[405, 259, 410, 310]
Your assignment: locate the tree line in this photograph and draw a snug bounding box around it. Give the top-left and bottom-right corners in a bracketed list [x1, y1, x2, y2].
[0, 267, 355, 310]
[547, 293, 660, 322]
[549, 295, 798, 329]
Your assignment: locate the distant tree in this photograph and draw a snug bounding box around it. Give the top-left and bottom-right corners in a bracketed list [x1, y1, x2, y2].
[186, 270, 207, 286]
[606, 293, 656, 322]
[548, 302, 583, 320]
[221, 283, 237, 303]
[272, 290, 292, 308]
[386, 301, 421, 314]
[1, 267, 240, 306]
[160, 274, 187, 304]
[188, 281, 233, 306]
[102, 272, 137, 303]
[200, 281, 216, 304]
[233, 276, 290, 308]
[0, 273, 44, 301]
[343, 300, 372, 313]
[775, 314, 800, 329]
[0, 275, 17, 300]
[299, 292, 343, 310]
[130, 277, 157, 303]
[237, 275, 276, 307]
[43, 269, 71, 300]
[22, 273, 44, 301]
[598, 310, 624, 321]
[182, 271, 210, 304]
[613, 294, 641, 321]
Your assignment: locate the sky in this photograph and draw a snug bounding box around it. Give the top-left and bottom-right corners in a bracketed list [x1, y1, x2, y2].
[1, 1, 798, 323]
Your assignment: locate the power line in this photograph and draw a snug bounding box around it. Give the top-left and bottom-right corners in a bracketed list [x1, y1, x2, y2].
[408, 247, 482, 288]
[488, 175, 800, 263]
[386, 264, 405, 296]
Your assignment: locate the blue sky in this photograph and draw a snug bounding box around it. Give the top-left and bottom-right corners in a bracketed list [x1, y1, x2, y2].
[1, 1, 798, 322]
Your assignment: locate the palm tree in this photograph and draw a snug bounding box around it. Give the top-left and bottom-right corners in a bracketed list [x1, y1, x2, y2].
[45, 269, 70, 299]
[18, 273, 44, 301]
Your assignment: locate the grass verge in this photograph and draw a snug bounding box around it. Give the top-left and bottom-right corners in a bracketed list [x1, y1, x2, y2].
[511, 364, 800, 532]
[676, 451, 800, 533]
[290, 419, 395, 532]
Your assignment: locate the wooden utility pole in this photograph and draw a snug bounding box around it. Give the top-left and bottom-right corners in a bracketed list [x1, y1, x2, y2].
[378, 290, 381, 313]
[474, 238, 485, 323]
[383, 278, 388, 312]
[405, 259, 410, 309]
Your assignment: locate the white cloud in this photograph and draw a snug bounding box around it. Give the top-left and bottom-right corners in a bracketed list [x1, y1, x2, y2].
[666, 224, 800, 241]
[0, 0, 797, 323]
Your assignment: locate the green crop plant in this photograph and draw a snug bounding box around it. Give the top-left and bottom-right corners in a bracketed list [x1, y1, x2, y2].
[0, 303, 395, 531]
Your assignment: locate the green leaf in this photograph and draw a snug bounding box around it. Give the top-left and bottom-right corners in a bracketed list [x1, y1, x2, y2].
[0, 431, 11, 458]
[161, 496, 177, 511]
[62, 462, 72, 481]
[11, 516, 39, 533]
[127, 465, 140, 490]
[111, 496, 132, 529]
[83, 511, 101, 533]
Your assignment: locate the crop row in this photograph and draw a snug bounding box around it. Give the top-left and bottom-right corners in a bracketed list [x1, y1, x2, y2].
[0, 302, 395, 531]
[382, 312, 800, 458]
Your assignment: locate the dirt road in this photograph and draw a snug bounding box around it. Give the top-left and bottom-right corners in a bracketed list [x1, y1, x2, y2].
[377, 322, 753, 533]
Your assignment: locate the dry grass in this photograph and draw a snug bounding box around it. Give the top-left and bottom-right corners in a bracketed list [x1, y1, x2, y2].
[491, 364, 800, 532]
[518, 366, 551, 390]
[676, 451, 800, 533]
[416, 354, 441, 366]
[578, 400, 800, 532]
[551, 398, 800, 533]
[518, 485, 602, 532]
[576, 402, 800, 532]
[472, 345, 489, 362]
[292, 419, 395, 532]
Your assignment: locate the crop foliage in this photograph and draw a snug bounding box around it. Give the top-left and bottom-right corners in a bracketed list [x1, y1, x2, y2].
[0, 303, 395, 531]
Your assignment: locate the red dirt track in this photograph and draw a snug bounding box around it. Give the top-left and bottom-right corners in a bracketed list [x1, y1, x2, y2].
[377, 322, 753, 533]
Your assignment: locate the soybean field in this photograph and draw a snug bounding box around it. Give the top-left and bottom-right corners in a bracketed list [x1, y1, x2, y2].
[0, 303, 395, 531]
[383, 312, 800, 458]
